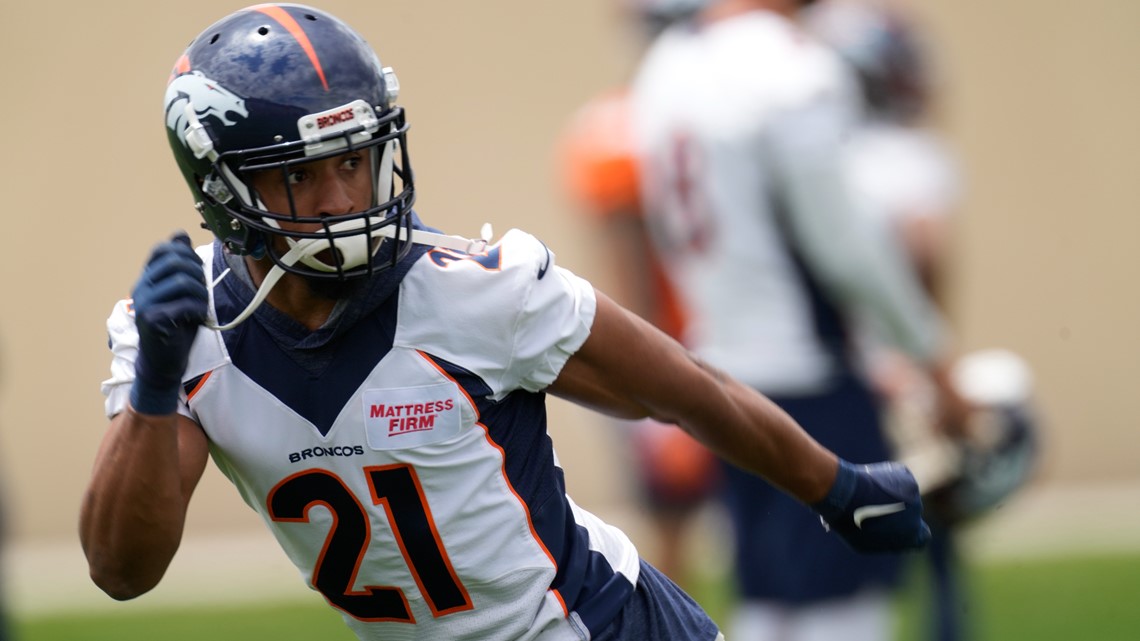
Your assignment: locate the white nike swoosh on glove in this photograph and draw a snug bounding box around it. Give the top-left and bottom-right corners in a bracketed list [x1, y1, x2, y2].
[852, 502, 906, 528]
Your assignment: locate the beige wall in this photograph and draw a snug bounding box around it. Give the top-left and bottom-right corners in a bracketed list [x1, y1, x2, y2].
[0, 0, 1136, 549]
[912, 0, 1140, 484]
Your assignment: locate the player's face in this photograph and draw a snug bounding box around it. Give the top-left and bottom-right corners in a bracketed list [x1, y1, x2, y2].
[246, 149, 378, 297]
[248, 149, 375, 233]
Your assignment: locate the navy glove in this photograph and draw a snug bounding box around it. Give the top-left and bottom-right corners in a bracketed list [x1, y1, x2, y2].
[129, 232, 208, 415]
[812, 459, 931, 553]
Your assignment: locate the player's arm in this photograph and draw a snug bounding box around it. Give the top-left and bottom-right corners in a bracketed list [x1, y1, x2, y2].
[766, 94, 968, 431]
[549, 291, 930, 552]
[80, 409, 208, 600]
[551, 291, 836, 502]
[767, 97, 944, 363]
[80, 232, 210, 599]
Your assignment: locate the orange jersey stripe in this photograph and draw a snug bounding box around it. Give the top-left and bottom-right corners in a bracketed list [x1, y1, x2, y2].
[186, 370, 213, 402]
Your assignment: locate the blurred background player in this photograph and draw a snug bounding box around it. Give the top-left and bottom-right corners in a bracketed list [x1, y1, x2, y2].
[804, 2, 1041, 639]
[803, 2, 966, 639]
[804, 0, 956, 304]
[558, 0, 720, 590]
[628, 0, 970, 639]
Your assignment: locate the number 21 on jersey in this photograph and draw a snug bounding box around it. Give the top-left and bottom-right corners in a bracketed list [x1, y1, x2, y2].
[268, 464, 474, 623]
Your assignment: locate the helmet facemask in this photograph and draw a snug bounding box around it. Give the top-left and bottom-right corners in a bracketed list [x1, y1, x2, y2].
[206, 101, 415, 282]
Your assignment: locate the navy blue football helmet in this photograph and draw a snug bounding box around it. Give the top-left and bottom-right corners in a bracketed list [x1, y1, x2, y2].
[163, 4, 414, 280]
[623, 0, 709, 36]
[803, 0, 931, 123]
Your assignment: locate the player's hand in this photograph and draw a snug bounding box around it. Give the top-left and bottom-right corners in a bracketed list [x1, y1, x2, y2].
[929, 357, 974, 438]
[129, 232, 208, 415]
[812, 459, 931, 553]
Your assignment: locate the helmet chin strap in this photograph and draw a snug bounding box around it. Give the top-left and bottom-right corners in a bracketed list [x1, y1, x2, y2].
[266, 217, 378, 273]
[205, 221, 493, 331]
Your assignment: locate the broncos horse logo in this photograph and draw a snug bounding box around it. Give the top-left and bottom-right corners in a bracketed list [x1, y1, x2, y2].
[164, 70, 249, 150]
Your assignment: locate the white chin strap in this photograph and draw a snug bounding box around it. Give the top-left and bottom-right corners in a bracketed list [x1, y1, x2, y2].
[272, 217, 383, 273]
[205, 222, 493, 331]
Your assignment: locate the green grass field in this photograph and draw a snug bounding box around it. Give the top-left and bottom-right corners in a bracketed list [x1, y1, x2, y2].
[15, 552, 1140, 641]
[893, 552, 1140, 641]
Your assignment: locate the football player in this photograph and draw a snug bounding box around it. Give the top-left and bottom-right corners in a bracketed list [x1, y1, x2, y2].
[629, 0, 969, 639]
[81, 5, 932, 640]
[806, 3, 1040, 639]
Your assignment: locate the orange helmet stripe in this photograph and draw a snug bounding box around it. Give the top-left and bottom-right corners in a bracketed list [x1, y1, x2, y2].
[167, 53, 192, 85]
[252, 4, 329, 91]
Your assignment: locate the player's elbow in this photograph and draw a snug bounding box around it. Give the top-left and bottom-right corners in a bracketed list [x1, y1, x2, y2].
[90, 568, 159, 601]
[87, 557, 165, 601]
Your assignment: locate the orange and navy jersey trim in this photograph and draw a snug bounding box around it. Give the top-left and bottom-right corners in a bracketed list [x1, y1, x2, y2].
[185, 370, 214, 402]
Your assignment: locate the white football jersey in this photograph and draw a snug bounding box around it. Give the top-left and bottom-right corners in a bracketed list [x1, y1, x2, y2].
[630, 12, 944, 394]
[845, 122, 960, 227]
[103, 229, 640, 641]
